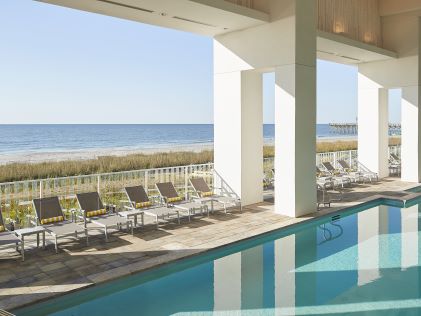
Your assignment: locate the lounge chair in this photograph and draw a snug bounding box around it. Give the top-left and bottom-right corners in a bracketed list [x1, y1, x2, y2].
[123, 185, 183, 227]
[156, 182, 207, 221]
[336, 160, 366, 183]
[0, 211, 22, 260]
[189, 177, 241, 213]
[389, 154, 401, 176]
[390, 153, 401, 165]
[338, 159, 378, 182]
[33, 196, 88, 253]
[76, 192, 133, 241]
[316, 166, 334, 189]
[321, 162, 352, 187]
[323, 161, 359, 183]
[263, 169, 275, 189]
[317, 184, 332, 208]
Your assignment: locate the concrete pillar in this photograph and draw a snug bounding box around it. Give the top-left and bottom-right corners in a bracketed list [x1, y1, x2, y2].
[214, 69, 263, 206]
[401, 205, 419, 269]
[295, 227, 317, 307]
[357, 74, 389, 178]
[274, 0, 317, 217]
[274, 235, 295, 312]
[379, 205, 389, 266]
[213, 253, 241, 311]
[241, 246, 264, 309]
[357, 206, 380, 285]
[214, 0, 316, 211]
[401, 86, 421, 182]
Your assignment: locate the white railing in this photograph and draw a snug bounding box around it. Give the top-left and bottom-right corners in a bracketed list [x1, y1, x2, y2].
[0, 163, 213, 227]
[0, 145, 401, 227]
[263, 145, 401, 176]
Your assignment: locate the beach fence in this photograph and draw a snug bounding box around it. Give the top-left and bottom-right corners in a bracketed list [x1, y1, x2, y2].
[0, 163, 213, 228]
[0, 146, 401, 228]
[263, 145, 401, 173]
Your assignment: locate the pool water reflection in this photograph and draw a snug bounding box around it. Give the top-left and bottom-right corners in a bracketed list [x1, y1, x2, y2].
[16, 204, 421, 315]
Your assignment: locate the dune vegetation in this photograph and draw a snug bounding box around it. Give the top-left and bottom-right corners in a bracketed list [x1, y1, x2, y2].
[0, 137, 400, 183]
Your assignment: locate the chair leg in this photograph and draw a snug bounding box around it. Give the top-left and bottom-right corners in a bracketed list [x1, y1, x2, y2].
[177, 212, 180, 224]
[85, 229, 89, 246]
[20, 242, 24, 262]
[105, 226, 108, 242]
[54, 236, 58, 254]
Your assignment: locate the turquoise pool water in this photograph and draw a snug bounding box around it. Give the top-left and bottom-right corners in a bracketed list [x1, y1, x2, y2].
[15, 200, 421, 315]
[407, 186, 421, 193]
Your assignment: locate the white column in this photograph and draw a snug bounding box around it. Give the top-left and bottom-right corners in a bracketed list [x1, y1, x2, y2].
[214, 69, 263, 206]
[401, 86, 421, 182]
[274, 235, 295, 313]
[274, 0, 317, 217]
[357, 206, 380, 286]
[379, 205, 389, 264]
[401, 205, 419, 269]
[358, 74, 389, 178]
[241, 246, 264, 309]
[214, 253, 241, 311]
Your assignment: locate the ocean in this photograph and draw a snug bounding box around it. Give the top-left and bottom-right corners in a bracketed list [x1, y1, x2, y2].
[0, 124, 349, 155]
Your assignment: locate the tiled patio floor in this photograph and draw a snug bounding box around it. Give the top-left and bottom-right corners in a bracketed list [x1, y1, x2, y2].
[1, 178, 420, 311]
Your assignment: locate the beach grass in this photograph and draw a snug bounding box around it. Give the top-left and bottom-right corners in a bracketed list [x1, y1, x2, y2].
[263, 137, 400, 159]
[0, 151, 214, 183]
[0, 138, 400, 183]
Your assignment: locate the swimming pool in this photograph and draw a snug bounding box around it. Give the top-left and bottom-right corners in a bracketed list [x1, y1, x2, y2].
[15, 199, 421, 315]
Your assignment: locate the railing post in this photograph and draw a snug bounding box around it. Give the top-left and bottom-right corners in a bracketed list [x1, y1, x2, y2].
[184, 165, 189, 199]
[145, 171, 149, 194]
[39, 180, 42, 198]
[97, 175, 100, 194]
[333, 152, 337, 168]
[349, 150, 353, 169]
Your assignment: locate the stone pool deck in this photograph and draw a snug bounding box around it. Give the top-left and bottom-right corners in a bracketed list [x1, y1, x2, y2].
[1, 178, 420, 312]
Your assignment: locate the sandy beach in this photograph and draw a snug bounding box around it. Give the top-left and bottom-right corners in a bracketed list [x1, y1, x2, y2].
[0, 143, 214, 165]
[0, 136, 360, 165]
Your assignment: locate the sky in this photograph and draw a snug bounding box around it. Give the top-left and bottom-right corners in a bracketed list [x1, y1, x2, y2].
[0, 0, 401, 124]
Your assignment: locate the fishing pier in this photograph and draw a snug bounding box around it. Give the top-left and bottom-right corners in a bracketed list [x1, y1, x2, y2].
[329, 123, 401, 135]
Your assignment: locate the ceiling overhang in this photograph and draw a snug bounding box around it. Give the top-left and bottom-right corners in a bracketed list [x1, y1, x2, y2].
[379, 0, 421, 16]
[37, 0, 269, 36]
[37, 0, 398, 65]
[317, 31, 398, 65]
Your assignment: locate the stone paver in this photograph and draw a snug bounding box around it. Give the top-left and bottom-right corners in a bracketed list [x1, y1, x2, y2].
[0, 178, 420, 312]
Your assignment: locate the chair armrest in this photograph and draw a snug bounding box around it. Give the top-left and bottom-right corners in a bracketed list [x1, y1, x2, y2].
[72, 209, 86, 222]
[25, 214, 37, 227]
[190, 192, 201, 199]
[104, 203, 117, 213]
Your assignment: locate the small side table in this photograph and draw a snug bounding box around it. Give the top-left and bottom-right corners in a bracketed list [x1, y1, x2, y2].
[14, 226, 46, 261]
[193, 196, 216, 212]
[119, 209, 144, 227]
